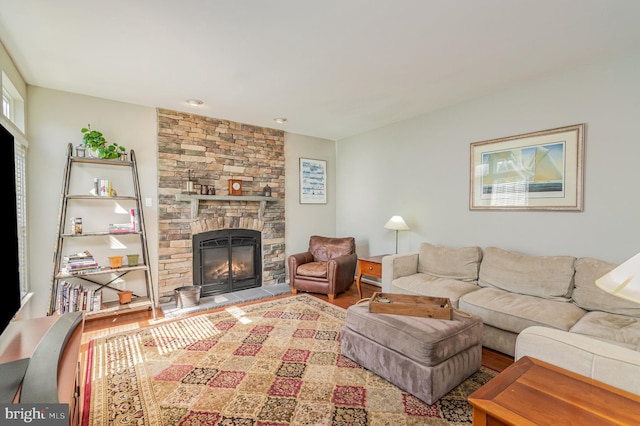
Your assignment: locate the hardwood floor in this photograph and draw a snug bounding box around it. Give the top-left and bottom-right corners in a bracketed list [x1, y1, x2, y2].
[81, 282, 514, 374]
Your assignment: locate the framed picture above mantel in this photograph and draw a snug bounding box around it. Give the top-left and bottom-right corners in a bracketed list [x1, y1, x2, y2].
[299, 158, 327, 204]
[469, 123, 585, 211]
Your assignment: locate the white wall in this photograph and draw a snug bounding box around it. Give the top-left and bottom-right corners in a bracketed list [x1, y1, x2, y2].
[337, 49, 640, 263]
[284, 132, 336, 258]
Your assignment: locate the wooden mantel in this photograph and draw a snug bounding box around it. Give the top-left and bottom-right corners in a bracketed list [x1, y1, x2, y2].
[176, 194, 280, 219]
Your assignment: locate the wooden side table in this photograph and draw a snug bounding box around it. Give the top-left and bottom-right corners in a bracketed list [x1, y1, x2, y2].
[356, 255, 389, 299]
[468, 356, 640, 425]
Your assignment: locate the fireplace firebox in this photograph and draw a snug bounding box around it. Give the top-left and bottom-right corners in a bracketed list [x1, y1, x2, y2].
[193, 229, 262, 297]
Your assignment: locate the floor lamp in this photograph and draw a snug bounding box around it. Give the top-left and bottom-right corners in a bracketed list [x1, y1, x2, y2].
[384, 215, 410, 254]
[596, 252, 640, 305]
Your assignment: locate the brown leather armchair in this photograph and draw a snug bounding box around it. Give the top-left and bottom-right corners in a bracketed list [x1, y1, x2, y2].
[288, 235, 357, 302]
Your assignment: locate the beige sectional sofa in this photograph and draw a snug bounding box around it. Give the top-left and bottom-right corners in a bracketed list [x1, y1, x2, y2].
[381, 243, 640, 391]
[514, 326, 640, 395]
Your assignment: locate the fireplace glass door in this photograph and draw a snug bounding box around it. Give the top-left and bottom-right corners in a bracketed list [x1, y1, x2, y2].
[194, 229, 261, 296]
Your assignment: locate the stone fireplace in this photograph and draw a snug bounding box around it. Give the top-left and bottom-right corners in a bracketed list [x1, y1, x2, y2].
[156, 109, 286, 301]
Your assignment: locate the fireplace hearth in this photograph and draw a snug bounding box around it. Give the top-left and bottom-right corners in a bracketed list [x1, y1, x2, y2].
[193, 229, 262, 297]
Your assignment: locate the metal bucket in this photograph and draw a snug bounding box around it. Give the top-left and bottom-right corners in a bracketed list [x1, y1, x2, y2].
[175, 285, 202, 309]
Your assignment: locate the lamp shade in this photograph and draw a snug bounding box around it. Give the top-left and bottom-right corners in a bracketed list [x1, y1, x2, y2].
[595, 252, 640, 304]
[384, 216, 410, 231]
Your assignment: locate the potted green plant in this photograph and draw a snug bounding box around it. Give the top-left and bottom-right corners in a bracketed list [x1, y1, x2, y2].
[81, 124, 126, 159]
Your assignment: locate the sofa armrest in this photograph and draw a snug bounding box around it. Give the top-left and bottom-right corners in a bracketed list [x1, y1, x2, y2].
[515, 326, 640, 396]
[381, 252, 419, 292]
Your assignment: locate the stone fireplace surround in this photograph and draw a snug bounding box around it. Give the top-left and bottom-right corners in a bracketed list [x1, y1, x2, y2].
[156, 109, 286, 301]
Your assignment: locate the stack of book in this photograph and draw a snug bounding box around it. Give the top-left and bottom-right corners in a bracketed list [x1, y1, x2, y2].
[56, 281, 103, 313]
[61, 250, 100, 275]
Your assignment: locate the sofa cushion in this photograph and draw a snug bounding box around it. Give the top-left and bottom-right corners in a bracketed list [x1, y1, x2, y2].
[417, 243, 482, 282]
[573, 257, 640, 317]
[570, 311, 640, 351]
[390, 273, 480, 308]
[458, 287, 586, 334]
[478, 247, 575, 301]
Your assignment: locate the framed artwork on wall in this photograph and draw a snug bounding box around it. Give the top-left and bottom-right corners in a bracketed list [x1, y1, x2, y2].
[299, 158, 327, 204]
[470, 123, 585, 211]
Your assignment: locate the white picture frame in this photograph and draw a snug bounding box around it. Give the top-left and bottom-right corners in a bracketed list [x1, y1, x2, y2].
[470, 124, 585, 211]
[299, 158, 327, 204]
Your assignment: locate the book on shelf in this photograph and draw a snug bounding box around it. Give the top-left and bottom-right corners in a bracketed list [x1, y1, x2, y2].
[63, 257, 94, 264]
[98, 179, 112, 197]
[63, 250, 94, 263]
[91, 290, 102, 311]
[61, 266, 102, 275]
[56, 281, 103, 314]
[130, 208, 139, 232]
[64, 260, 99, 270]
[108, 223, 133, 234]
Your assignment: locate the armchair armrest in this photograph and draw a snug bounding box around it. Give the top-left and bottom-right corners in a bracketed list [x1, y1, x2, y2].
[327, 253, 358, 288]
[381, 252, 419, 292]
[327, 252, 358, 271]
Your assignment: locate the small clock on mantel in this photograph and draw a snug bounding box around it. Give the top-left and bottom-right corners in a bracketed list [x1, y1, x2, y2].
[228, 179, 243, 196]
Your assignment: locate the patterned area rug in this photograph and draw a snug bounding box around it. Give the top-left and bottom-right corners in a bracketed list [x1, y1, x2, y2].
[83, 295, 496, 425]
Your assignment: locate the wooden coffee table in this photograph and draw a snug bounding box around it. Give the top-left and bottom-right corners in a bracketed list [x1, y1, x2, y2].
[468, 356, 640, 425]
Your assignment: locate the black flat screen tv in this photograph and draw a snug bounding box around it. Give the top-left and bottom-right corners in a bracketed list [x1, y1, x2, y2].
[0, 123, 21, 335]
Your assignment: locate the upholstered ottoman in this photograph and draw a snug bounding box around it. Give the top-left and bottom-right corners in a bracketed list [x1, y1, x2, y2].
[340, 304, 483, 404]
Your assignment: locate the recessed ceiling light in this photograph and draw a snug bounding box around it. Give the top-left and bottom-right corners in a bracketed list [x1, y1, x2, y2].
[274, 118, 287, 124]
[187, 99, 204, 106]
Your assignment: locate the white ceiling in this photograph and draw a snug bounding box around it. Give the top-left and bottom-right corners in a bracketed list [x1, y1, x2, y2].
[1, 1, 640, 140]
